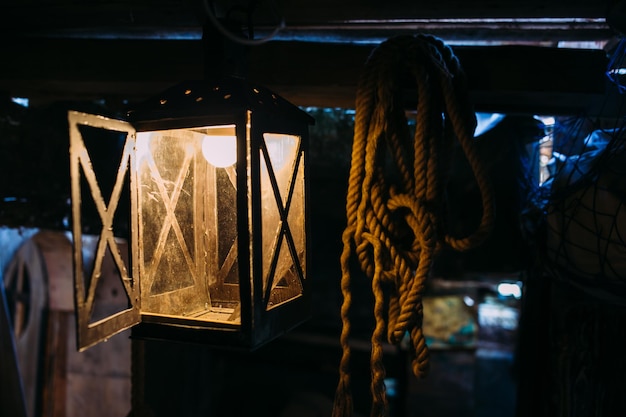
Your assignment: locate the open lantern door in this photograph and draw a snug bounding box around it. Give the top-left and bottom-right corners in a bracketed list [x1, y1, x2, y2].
[69, 77, 314, 351]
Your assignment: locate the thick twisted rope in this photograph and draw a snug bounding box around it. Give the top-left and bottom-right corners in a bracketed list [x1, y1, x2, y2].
[332, 34, 495, 417]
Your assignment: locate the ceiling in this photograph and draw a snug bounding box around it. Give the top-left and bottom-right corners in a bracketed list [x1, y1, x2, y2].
[0, 0, 624, 115]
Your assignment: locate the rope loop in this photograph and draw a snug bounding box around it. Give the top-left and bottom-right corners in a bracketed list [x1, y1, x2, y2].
[333, 33, 495, 417]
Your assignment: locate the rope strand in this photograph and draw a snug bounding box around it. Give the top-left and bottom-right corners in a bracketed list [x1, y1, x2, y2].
[333, 34, 495, 417]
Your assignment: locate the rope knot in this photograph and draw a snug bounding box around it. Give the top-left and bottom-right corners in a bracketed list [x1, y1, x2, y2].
[388, 192, 439, 256]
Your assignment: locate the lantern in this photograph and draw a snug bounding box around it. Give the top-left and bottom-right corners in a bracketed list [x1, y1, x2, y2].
[69, 76, 314, 351]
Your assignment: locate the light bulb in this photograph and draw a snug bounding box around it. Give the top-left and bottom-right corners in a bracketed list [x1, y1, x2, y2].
[202, 134, 237, 168]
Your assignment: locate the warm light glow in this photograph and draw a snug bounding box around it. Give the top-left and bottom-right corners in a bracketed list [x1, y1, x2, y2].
[67, 79, 313, 351]
[263, 133, 298, 172]
[202, 135, 237, 167]
[135, 132, 152, 161]
[196, 125, 238, 168]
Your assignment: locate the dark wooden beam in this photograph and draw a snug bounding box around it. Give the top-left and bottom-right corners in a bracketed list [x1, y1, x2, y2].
[0, 0, 615, 45]
[0, 0, 613, 29]
[0, 36, 615, 115]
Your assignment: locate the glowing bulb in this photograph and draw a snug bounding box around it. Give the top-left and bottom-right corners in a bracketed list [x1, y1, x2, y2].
[202, 135, 237, 167]
[497, 282, 522, 299]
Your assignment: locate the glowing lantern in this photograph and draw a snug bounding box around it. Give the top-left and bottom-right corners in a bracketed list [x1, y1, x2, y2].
[68, 76, 314, 351]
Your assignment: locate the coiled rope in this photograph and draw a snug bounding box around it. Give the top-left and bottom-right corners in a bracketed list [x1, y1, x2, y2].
[332, 34, 496, 417]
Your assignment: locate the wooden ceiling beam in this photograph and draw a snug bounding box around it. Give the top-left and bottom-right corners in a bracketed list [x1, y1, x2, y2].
[0, 0, 613, 28]
[0, 0, 615, 43]
[0, 37, 616, 115]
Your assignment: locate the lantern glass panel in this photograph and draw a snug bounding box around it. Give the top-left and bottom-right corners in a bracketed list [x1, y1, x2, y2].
[260, 133, 305, 310]
[136, 125, 241, 325]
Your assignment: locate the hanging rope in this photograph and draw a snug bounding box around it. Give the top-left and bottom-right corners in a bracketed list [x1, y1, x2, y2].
[332, 34, 496, 417]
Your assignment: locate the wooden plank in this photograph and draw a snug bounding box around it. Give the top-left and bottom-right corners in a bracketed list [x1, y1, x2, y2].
[0, 228, 41, 417]
[2, 233, 49, 417]
[34, 232, 74, 312]
[0, 38, 608, 92]
[0, 283, 28, 417]
[30, 231, 132, 417]
[66, 321, 131, 417]
[0, 0, 612, 31]
[42, 311, 69, 417]
[0, 38, 614, 114]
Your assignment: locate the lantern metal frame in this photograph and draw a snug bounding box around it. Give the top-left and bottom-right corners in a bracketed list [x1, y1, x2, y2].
[69, 76, 314, 351]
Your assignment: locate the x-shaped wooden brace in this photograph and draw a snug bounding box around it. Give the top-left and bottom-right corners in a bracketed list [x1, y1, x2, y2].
[142, 143, 197, 285]
[76, 137, 134, 322]
[261, 139, 305, 305]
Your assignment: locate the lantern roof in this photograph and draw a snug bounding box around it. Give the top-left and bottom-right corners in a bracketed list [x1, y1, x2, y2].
[126, 75, 314, 127]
